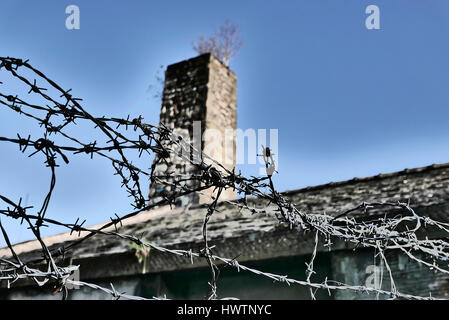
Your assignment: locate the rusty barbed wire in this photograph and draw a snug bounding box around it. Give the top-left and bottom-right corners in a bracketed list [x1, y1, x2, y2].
[0, 56, 449, 300]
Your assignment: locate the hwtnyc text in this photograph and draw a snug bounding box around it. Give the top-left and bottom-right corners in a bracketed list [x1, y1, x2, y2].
[177, 304, 272, 317]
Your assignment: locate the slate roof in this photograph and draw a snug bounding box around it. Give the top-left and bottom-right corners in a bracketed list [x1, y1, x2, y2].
[2, 162, 449, 280]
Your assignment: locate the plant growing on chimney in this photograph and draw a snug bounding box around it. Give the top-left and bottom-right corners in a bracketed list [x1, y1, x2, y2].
[192, 20, 243, 66]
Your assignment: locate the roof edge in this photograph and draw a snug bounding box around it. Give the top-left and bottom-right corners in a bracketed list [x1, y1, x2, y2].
[282, 162, 449, 196]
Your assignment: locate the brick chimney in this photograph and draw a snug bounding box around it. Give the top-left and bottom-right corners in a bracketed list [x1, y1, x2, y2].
[149, 53, 237, 206]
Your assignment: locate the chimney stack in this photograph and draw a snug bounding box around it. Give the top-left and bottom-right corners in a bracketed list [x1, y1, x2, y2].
[149, 53, 237, 206]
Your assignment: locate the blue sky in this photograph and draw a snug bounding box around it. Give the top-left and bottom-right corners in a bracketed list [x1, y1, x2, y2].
[1, 0, 449, 244]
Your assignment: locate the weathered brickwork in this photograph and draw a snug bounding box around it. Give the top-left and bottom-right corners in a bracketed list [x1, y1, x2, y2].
[149, 53, 237, 206]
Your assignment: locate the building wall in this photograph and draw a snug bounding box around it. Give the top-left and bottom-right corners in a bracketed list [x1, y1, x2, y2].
[2, 248, 449, 300]
[331, 248, 449, 299]
[0, 255, 333, 300]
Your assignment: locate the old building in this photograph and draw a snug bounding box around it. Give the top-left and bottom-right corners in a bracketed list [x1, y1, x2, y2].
[1, 54, 449, 300]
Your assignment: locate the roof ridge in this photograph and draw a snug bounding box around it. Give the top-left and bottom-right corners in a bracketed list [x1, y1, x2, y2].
[282, 162, 449, 195]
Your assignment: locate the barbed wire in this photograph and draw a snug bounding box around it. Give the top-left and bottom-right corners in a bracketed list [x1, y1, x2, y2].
[0, 56, 449, 300]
